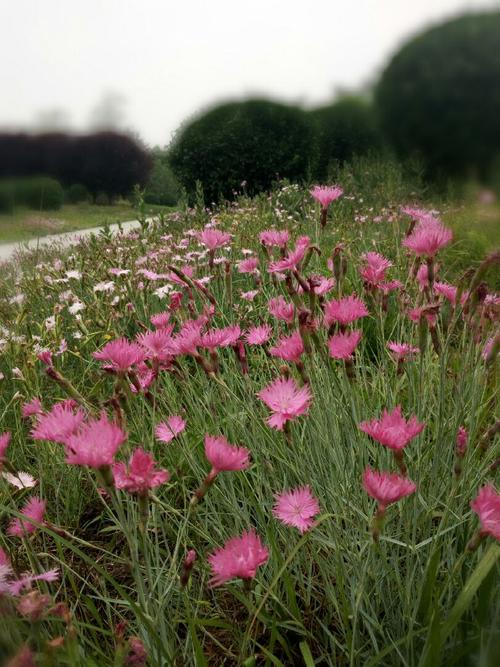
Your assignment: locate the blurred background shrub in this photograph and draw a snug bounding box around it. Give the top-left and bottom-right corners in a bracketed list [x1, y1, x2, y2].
[376, 11, 500, 186]
[168, 98, 316, 202]
[0, 176, 64, 212]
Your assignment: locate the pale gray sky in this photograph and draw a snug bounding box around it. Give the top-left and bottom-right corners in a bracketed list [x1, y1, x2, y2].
[0, 0, 497, 147]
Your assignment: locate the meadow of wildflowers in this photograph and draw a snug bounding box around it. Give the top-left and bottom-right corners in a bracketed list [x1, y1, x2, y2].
[0, 182, 498, 666]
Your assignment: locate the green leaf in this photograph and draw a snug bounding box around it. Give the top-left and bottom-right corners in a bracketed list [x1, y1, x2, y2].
[299, 640, 315, 667]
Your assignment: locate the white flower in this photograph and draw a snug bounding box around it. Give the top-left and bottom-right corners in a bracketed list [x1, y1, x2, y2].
[65, 270, 82, 280]
[45, 316, 56, 331]
[93, 281, 115, 293]
[68, 301, 85, 315]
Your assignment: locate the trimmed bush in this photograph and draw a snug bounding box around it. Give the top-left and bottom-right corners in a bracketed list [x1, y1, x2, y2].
[310, 97, 383, 180]
[169, 98, 316, 202]
[144, 158, 179, 206]
[376, 11, 500, 182]
[67, 183, 91, 204]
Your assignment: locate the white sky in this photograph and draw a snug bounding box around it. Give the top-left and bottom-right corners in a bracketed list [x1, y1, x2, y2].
[0, 0, 497, 147]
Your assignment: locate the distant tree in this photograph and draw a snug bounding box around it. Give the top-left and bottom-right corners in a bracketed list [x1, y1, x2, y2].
[144, 151, 180, 205]
[168, 98, 315, 202]
[76, 132, 152, 197]
[376, 11, 500, 182]
[310, 96, 383, 180]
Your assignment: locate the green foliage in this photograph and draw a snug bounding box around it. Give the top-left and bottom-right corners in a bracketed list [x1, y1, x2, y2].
[0, 176, 64, 211]
[94, 191, 111, 206]
[144, 156, 180, 206]
[168, 98, 316, 202]
[376, 11, 500, 183]
[310, 96, 383, 180]
[67, 183, 91, 204]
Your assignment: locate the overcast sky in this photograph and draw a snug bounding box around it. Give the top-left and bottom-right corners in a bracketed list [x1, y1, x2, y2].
[1, 0, 497, 147]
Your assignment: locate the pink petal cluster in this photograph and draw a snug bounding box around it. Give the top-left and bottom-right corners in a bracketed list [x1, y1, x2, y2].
[199, 228, 231, 250]
[258, 377, 312, 430]
[21, 398, 43, 418]
[359, 406, 425, 451]
[31, 401, 85, 444]
[387, 342, 420, 361]
[155, 416, 186, 444]
[8, 497, 46, 537]
[363, 468, 417, 508]
[268, 237, 310, 273]
[245, 324, 272, 346]
[150, 311, 171, 328]
[310, 185, 343, 208]
[204, 435, 250, 474]
[359, 252, 392, 286]
[470, 485, 500, 540]
[93, 338, 146, 372]
[328, 330, 362, 359]
[269, 331, 304, 363]
[324, 294, 368, 327]
[113, 448, 170, 495]
[136, 328, 175, 361]
[238, 257, 259, 274]
[268, 296, 295, 324]
[208, 529, 269, 587]
[259, 229, 290, 247]
[273, 486, 320, 533]
[456, 426, 469, 456]
[402, 219, 453, 257]
[200, 326, 241, 350]
[65, 412, 126, 468]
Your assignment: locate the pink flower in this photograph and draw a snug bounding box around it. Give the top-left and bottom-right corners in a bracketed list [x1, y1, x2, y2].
[359, 406, 425, 451]
[259, 229, 290, 247]
[470, 485, 500, 540]
[310, 185, 343, 208]
[408, 307, 438, 328]
[258, 377, 312, 430]
[200, 325, 241, 350]
[273, 486, 320, 533]
[328, 330, 362, 359]
[268, 296, 295, 324]
[199, 228, 231, 250]
[204, 435, 250, 475]
[402, 219, 453, 257]
[433, 282, 468, 306]
[378, 280, 403, 294]
[456, 426, 469, 457]
[241, 289, 259, 301]
[387, 342, 420, 361]
[65, 412, 126, 468]
[150, 311, 171, 328]
[324, 295, 368, 327]
[360, 252, 392, 285]
[269, 331, 304, 363]
[238, 257, 259, 274]
[208, 529, 269, 587]
[8, 497, 46, 537]
[0, 432, 11, 459]
[170, 320, 203, 356]
[31, 401, 85, 444]
[363, 468, 417, 509]
[312, 276, 336, 296]
[21, 398, 43, 418]
[245, 325, 272, 346]
[136, 328, 175, 361]
[268, 237, 310, 273]
[155, 416, 186, 444]
[94, 338, 146, 372]
[401, 206, 440, 225]
[113, 448, 170, 495]
[7, 569, 59, 597]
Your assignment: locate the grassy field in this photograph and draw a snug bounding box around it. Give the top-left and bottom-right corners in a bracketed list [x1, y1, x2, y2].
[0, 202, 174, 243]
[0, 182, 498, 666]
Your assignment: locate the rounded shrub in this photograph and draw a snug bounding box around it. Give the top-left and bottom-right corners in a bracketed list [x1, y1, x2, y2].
[16, 176, 64, 210]
[376, 11, 500, 181]
[67, 183, 91, 204]
[168, 98, 316, 202]
[310, 97, 383, 180]
[144, 159, 179, 206]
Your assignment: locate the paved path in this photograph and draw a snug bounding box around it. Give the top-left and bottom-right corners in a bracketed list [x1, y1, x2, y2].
[0, 219, 142, 263]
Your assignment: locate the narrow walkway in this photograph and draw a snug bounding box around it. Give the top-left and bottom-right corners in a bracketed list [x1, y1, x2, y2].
[0, 219, 142, 263]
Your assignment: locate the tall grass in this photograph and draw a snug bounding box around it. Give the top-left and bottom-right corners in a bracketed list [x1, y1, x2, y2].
[0, 181, 498, 666]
